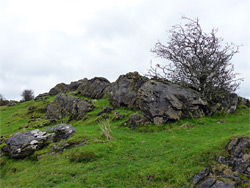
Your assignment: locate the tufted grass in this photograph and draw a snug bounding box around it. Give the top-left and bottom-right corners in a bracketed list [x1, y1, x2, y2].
[0, 95, 249, 187]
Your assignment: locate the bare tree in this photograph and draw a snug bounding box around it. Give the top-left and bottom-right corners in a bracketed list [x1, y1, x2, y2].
[148, 17, 241, 104]
[21, 89, 34, 101]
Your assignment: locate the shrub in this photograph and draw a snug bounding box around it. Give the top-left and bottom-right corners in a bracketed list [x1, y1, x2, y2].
[149, 16, 241, 105]
[21, 89, 34, 101]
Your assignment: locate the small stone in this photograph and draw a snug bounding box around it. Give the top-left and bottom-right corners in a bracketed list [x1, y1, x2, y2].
[180, 122, 195, 128]
[97, 106, 113, 116]
[196, 178, 216, 188]
[28, 106, 35, 111]
[153, 117, 163, 125]
[122, 113, 150, 129]
[247, 167, 250, 172]
[192, 168, 210, 185]
[211, 180, 235, 188]
[243, 153, 250, 161]
[217, 120, 227, 123]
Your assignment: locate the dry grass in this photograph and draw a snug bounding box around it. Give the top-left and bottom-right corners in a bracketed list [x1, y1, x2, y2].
[99, 119, 113, 141]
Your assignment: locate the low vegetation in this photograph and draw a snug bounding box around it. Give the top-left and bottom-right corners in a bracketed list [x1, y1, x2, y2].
[0, 95, 249, 187]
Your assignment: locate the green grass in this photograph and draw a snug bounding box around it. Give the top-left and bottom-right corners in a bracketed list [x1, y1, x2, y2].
[0, 96, 249, 187]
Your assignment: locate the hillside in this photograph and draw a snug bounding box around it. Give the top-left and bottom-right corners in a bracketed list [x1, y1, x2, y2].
[0, 72, 250, 187]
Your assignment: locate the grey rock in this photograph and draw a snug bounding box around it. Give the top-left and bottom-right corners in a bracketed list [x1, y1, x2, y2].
[45, 124, 76, 142]
[3, 129, 54, 158]
[52, 141, 70, 153]
[153, 116, 164, 125]
[211, 180, 235, 188]
[226, 137, 250, 158]
[109, 72, 148, 109]
[195, 178, 216, 188]
[238, 96, 250, 107]
[77, 77, 110, 99]
[137, 80, 207, 123]
[49, 83, 69, 95]
[35, 93, 49, 101]
[3, 124, 76, 158]
[216, 156, 232, 166]
[223, 93, 238, 114]
[97, 106, 113, 116]
[192, 137, 250, 187]
[68, 79, 86, 92]
[234, 158, 250, 173]
[0, 150, 6, 157]
[7, 100, 17, 106]
[28, 106, 35, 111]
[45, 93, 95, 120]
[217, 120, 227, 124]
[122, 113, 150, 130]
[193, 168, 210, 185]
[111, 112, 126, 121]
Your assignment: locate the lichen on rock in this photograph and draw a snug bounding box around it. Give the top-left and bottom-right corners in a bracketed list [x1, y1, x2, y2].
[45, 93, 95, 120]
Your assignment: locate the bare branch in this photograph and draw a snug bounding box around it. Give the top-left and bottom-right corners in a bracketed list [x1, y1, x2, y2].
[148, 17, 242, 104]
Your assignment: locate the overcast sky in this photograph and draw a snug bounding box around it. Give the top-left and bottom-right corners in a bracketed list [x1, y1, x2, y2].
[0, 0, 249, 100]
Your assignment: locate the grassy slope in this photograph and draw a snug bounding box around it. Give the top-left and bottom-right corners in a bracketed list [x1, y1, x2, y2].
[0, 96, 249, 188]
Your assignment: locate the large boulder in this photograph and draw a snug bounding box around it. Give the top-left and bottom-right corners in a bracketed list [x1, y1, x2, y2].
[44, 124, 76, 142]
[3, 124, 76, 158]
[35, 93, 49, 101]
[49, 83, 69, 95]
[45, 93, 95, 120]
[3, 129, 53, 158]
[137, 80, 207, 124]
[68, 79, 87, 92]
[77, 77, 110, 99]
[109, 72, 148, 109]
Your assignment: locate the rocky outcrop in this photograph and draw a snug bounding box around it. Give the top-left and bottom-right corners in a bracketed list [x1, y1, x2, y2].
[137, 80, 207, 124]
[68, 79, 86, 92]
[192, 137, 250, 188]
[49, 83, 69, 95]
[7, 100, 17, 106]
[238, 96, 250, 107]
[109, 72, 148, 109]
[223, 93, 239, 113]
[45, 93, 95, 120]
[211, 93, 239, 114]
[77, 77, 110, 99]
[48, 77, 110, 99]
[224, 137, 250, 176]
[40, 72, 249, 125]
[35, 93, 49, 101]
[2, 124, 76, 158]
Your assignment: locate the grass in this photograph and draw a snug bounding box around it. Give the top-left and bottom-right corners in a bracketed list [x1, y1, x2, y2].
[0, 95, 249, 187]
